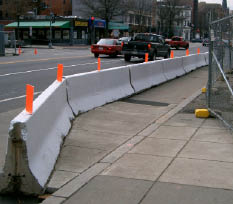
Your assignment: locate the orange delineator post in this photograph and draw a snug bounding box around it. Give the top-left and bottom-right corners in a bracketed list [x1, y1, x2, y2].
[26, 84, 34, 114]
[145, 53, 148, 62]
[18, 47, 21, 55]
[98, 57, 101, 71]
[34, 48, 38, 55]
[57, 64, 63, 82]
[170, 50, 174, 58]
[197, 48, 200, 54]
[186, 49, 189, 56]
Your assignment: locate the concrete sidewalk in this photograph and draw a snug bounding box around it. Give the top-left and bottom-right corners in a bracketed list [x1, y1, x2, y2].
[42, 67, 233, 204]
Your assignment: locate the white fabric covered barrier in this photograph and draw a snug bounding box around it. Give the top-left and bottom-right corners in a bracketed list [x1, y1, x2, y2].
[66, 67, 134, 115]
[162, 57, 185, 80]
[8, 80, 74, 192]
[196, 53, 207, 68]
[182, 54, 198, 73]
[129, 61, 166, 93]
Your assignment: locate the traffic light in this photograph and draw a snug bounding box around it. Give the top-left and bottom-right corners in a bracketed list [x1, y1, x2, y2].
[90, 16, 95, 26]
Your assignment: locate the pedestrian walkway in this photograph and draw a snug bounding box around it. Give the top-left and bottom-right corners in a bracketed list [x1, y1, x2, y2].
[39, 66, 232, 203]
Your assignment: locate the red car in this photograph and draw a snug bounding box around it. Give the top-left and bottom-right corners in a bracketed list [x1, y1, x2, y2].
[165, 36, 189, 50]
[91, 38, 122, 58]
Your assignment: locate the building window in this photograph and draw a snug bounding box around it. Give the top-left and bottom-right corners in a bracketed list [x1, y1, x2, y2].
[130, 14, 134, 24]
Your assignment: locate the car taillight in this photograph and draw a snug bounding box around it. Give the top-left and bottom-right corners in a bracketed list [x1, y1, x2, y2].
[108, 47, 112, 50]
[148, 44, 151, 50]
[91, 45, 94, 49]
[121, 42, 124, 47]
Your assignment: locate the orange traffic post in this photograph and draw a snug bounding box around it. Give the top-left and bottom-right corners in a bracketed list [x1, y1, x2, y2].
[57, 64, 63, 82]
[197, 48, 200, 55]
[34, 48, 38, 55]
[145, 53, 148, 62]
[18, 47, 21, 55]
[98, 57, 101, 71]
[186, 49, 189, 56]
[26, 84, 34, 114]
[170, 50, 174, 58]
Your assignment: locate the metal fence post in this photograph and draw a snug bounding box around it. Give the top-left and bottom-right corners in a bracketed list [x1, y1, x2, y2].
[207, 26, 213, 108]
[0, 25, 5, 56]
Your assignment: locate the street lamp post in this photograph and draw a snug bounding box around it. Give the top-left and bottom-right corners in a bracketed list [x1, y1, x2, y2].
[49, 13, 53, 49]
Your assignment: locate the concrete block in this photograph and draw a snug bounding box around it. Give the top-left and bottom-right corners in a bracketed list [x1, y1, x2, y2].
[1, 80, 74, 194]
[66, 66, 134, 116]
[129, 61, 166, 93]
[160, 158, 233, 190]
[64, 175, 153, 204]
[101, 153, 172, 181]
[162, 57, 185, 80]
[129, 138, 186, 157]
[141, 182, 233, 204]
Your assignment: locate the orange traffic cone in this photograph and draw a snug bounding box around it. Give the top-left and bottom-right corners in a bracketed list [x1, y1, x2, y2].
[186, 49, 189, 56]
[18, 47, 21, 55]
[197, 48, 200, 55]
[170, 50, 174, 58]
[34, 48, 37, 55]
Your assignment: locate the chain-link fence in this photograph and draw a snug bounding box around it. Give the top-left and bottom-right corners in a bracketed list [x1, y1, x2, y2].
[0, 31, 17, 56]
[208, 15, 233, 130]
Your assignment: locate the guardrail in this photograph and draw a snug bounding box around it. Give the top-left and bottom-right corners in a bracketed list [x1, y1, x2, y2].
[0, 53, 208, 195]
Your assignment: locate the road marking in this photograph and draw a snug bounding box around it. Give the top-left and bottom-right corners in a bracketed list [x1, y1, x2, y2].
[0, 92, 42, 103]
[0, 55, 93, 65]
[0, 59, 121, 77]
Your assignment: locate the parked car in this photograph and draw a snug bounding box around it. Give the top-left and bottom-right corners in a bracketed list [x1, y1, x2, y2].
[121, 33, 170, 62]
[202, 38, 209, 46]
[191, 38, 203, 43]
[165, 36, 189, 50]
[91, 38, 122, 58]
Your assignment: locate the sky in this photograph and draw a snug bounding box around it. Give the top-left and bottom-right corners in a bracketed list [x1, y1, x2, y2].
[199, 0, 233, 10]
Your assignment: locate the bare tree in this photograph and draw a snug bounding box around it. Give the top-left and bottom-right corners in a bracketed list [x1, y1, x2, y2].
[128, 0, 155, 32]
[79, 0, 129, 33]
[3, 0, 41, 19]
[157, 0, 183, 38]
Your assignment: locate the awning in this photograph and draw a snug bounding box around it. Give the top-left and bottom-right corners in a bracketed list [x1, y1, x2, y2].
[5, 21, 70, 29]
[108, 22, 129, 30]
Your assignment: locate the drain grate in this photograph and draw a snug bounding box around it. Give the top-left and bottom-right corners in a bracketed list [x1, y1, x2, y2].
[121, 98, 169, 107]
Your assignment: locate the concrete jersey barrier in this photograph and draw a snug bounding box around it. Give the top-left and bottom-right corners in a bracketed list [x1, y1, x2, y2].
[196, 53, 208, 68]
[129, 61, 166, 93]
[66, 66, 134, 115]
[0, 80, 74, 194]
[162, 57, 185, 80]
[182, 54, 198, 73]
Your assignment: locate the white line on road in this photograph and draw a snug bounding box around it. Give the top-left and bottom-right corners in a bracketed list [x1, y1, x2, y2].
[0, 59, 121, 77]
[0, 92, 42, 103]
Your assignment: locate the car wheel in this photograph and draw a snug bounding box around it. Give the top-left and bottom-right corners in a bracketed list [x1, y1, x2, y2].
[185, 45, 189, 49]
[94, 53, 99, 58]
[164, 51, 170, 59]
[175, 46, 179, 50]
[124, 55, 131, 62]
[149, 52, 156, 61]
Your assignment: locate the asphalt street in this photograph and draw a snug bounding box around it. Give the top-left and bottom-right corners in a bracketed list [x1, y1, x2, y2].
[0, 43, 208, 113]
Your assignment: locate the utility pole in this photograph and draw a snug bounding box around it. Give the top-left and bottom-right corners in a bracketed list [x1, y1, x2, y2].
[193, 0, 198, 39]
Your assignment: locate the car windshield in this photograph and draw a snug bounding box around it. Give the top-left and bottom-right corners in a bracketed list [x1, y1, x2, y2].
[97, 39, 115, 45]
[119, 37, 130, 41]
[134, 34, 158, 42]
